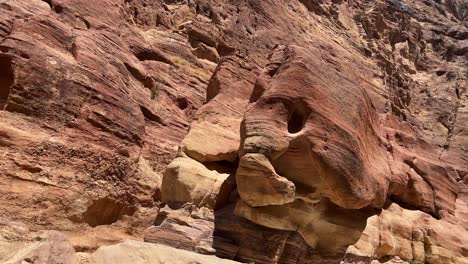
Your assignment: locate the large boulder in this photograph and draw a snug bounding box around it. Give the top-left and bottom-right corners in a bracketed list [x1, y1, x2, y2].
[161, 157, 234, 209]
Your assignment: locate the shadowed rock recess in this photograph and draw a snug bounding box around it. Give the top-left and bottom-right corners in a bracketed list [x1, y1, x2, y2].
[0, 0, 466, 263]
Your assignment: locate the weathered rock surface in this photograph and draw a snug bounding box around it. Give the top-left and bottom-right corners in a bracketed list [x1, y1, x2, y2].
[0, 218, 75, 264]
[234, 45, 462, 255]
[345, 203, 468, 264]
[161, 157, 233, 208]
[238, 44, 394, 210]
[0, 0, 209, 252]
[180, 56, 257, 163]
[156, 0, 467, 263]
[0, 0, 467, 263]
[0, 217, 238, 264]
[74, 240, 241, 264]
[144, 203, 335, 264]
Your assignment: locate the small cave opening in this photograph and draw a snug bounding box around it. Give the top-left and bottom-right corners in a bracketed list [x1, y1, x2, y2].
[203, 159, 239, 175]
[287, 108, 307, 134]
[436, 70, 446, 76]
[0, 56, 14, 110]
[83, 197, 137, 227]
[387, 195, 440, 220]
[53, 4, 63, 13]
[176, 97, 189, 110]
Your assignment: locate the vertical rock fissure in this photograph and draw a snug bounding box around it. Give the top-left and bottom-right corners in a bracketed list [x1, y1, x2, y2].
[0, 56, 13, 110]
[443, 74, 462, 151]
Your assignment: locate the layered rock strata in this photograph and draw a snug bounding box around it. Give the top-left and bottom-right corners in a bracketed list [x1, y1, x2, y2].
[0, 0, 467, 263]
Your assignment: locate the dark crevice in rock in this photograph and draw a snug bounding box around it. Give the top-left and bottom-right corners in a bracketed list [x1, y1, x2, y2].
[287, 103, 310, 134]
[436, 70, 446, 76]
[206, 73, 221, 103]
[153, 210, 167, 226]
[163, 0, 188, 4]
[140, 105, 164, 124]
[210, 204, 333, 263]
[203, 159, 239, 175]
[443, 76, 462, 151]
[70, 39, 78, 59]
[83, 197, 137, 227]
[13, 159, 42, 173]
[0, 55, 14, 110]
[287, 108, 307, 134]
[86, 112, 142, 143]
[343, 253, 373, 264]
[124, 62, 154, 89]
[217, 41, 236, 57]
[41, 0, 64, 14]
[299, 0, 327, 16]
[379, 255, 398, 263]
[203, 159, 238, 209]
[176, 97, 189, 110]
[388, 195, 434, 217]
[79, 17, 90, 29]
[132, 47, 173, 65]
[249, 76, 268, 103]
[20, 53, 30, 59]
[53, 4, 63, 13]
[187, 27, 217, 49]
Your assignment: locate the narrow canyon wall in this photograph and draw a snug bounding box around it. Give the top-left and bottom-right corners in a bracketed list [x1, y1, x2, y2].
[0, 0, 466, 263]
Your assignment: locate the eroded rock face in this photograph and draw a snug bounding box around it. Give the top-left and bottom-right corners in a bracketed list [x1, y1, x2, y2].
[1, 0, 467, 263]
[180, 56, 257, 163]
[75, 240, 240, 264]
[156, 0, 467, 260]
[0, 218, 75, 264]
[238, 45, 393, 210]
[0, 0, 209, 251]
[345, 203, 468, 264]
[234, 44, 464, 261]
[162, 157, 234, 208]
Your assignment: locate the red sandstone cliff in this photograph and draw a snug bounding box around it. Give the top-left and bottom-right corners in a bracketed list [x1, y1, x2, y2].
[0, 0, 466, 263]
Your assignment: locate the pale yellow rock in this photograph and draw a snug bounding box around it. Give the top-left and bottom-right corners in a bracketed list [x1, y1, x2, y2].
[236, 153, 295, 207]
[346, 215, 379, 258]
[181, 121, 240, 163]
[411, 229, 425, 263]
[345, 203, 468, 264]
[74, 240, 241, 264]
[161, 157, 230, 208]
[376, 205, 417, 260]
[134, 156, 162, 196]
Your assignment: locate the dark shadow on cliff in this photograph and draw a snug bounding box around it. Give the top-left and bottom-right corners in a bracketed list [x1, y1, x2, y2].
[0, 55, 13, 110]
